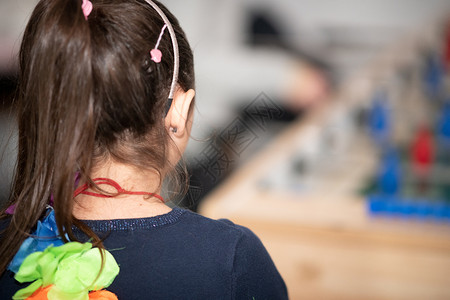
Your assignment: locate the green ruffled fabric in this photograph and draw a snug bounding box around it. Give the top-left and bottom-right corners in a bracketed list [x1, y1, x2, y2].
[12, 242, 120, 300]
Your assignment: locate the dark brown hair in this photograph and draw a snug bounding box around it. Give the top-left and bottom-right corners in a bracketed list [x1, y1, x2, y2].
[0, 0, 194, 275]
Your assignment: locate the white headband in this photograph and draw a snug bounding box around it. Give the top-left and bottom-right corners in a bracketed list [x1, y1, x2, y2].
[144, 0, 179, 100]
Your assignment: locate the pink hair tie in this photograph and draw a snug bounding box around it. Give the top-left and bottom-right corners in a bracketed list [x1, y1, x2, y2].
[81, 0, 93, 20]
[150, 24, 167, 63]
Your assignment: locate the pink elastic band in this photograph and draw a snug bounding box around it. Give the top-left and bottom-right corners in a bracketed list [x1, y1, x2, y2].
[82, 0, 93, 20]
[150, 24, 167, 63]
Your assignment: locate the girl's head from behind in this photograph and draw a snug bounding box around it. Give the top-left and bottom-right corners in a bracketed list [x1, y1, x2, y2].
[19, 0, 194, 195]
[0, 0, 195, 273]
[19, 0, 194, 170]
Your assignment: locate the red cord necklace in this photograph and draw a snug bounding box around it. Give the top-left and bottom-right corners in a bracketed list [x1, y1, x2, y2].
[73, 177, 164, 203]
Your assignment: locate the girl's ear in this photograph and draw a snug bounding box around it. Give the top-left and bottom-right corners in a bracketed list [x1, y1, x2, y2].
[165, 89, 195, 137]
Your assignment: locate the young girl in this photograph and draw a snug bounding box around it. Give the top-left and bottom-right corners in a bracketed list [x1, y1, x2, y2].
[0, 0, 287, 299]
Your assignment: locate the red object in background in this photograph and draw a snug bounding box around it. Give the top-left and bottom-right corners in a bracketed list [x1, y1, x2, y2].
[444, 21, 450, 69]
[411, 127, 434, 174]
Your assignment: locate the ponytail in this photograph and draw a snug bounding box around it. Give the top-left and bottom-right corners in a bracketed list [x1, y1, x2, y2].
[0, 0, 97, 274]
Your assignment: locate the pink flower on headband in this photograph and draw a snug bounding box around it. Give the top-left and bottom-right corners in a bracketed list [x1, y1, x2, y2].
[150, 24, 167, 63]
[150, 49, 163, 63]
[82, 0, 93, 20]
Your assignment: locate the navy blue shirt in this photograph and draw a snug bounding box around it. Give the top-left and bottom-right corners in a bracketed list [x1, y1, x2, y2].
[0, 208, 288, 299]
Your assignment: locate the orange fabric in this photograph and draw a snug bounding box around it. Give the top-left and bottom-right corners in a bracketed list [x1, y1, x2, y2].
[25, 286, 117, 300]
[26, 285, 52, 300]
[89, 290, 119, 300]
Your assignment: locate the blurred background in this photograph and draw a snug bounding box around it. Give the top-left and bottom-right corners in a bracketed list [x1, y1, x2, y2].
[1, 1, 450, 299]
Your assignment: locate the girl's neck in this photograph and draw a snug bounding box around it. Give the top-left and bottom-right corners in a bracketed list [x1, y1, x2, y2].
[72, 161, 171, 220]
